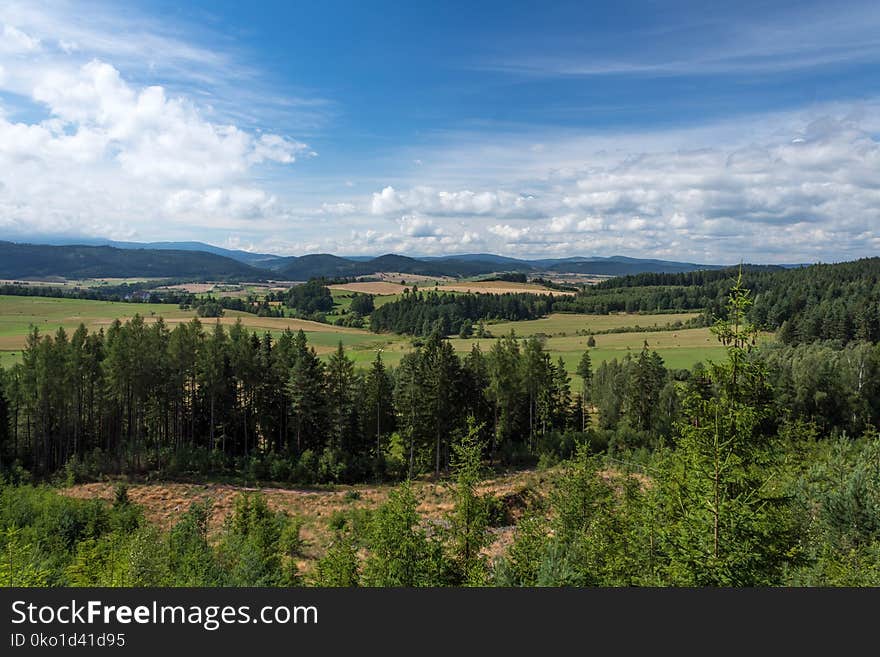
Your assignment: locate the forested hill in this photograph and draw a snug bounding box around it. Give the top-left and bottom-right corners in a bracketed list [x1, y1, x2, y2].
[0, 242, 265, 280]
[273, 253, 518, 279]
[272, 253, 725, 279]
[557, 258, 880, 344]
[0, 239, 729, 279]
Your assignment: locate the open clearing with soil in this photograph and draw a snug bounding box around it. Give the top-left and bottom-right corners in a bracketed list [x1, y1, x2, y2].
[60, 468, 553, 568]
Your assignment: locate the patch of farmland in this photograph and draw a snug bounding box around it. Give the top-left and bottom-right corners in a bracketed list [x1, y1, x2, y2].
[329, 281, 408, 295]
[488, 312, 701, 336]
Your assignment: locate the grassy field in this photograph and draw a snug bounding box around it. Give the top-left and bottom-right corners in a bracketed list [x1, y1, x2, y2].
[0, 296, 759, 379]
[449, 327, 733, 387]
[0, 295, 391, 361]
[325, 287, 402, 325]
[487, 312, 702, 336]
[332, 326, 739, 387]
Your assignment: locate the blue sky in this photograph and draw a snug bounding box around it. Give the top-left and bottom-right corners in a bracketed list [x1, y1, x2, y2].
[0, 0, 879, 262]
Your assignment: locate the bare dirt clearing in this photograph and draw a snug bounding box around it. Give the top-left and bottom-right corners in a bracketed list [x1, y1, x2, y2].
[61, 468, 550, 564]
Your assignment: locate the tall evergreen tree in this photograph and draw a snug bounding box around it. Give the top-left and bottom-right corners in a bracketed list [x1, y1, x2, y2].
[576, 350, 593, 431]
[287, 331, 326, 455]
[363, 350, 395, 456]
[325, 342, 357, 453]
[658, 273, 795, 585]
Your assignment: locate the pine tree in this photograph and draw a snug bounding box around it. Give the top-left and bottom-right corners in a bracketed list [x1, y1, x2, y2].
[445, 418, 491, 584]
[325, 341, 357, 452]
[0, 367, 9, 467]
[362, 481, 450, 586]
[287, 332, 326, 455]
[198, 321, 228, 453]
[364, 350, 395, 457]
[422, 332, 462, 477]
[658, 272, 795, 585]
[623, 343, 666, 432]
[394, 351, 430, 477]
[523, 337, 550, 446]
[487, 331, 524, 457]
[576, 350, 593, 430]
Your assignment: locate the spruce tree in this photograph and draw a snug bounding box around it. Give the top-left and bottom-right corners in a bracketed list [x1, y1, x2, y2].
[364, 350, 395, 457]
[576, 350, 593, 430]
[445, 418, 491, 584]
[325, 342, 357, 452]
[658, 272, 795, 585]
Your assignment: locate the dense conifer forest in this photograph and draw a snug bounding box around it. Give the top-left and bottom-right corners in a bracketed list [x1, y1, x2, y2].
[370, 288, 554, 336]
[558, 258, 880, 344]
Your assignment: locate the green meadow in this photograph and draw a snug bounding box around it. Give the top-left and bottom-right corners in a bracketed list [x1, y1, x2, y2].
[0, 296, 760, 382]
[486, 311, 702, 336]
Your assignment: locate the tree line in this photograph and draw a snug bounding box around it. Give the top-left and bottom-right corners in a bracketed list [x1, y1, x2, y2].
[0, 317, 588, 482]
[370, 288, 554, 336]
[558, 259, 880, 345]
[4, 309, 880, 485]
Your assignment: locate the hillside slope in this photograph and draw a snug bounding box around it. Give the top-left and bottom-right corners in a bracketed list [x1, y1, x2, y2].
[0, 242, 265, 280]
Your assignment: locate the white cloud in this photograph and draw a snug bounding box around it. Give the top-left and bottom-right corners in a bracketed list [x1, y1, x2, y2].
[1, 24, 40, 53]
[398, 214, 442, 237]
[327, 103, 879, 261]
[370, 185, 538, 217]
[164, 187, 277, 221]
[488, 224, 531, 241]
[371, 186, 404, 215]
[0, 11, 311, 243]
[320, 202, 357, 216]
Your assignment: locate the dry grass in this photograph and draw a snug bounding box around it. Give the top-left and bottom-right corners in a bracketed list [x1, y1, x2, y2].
[438, 281, 575, 295]
[373, 272, 452, 284]
[59, 462, 655, 572]
[160, 283, 217, 293]
[60, 468, 550, 566]
[329, 281, 408, 295]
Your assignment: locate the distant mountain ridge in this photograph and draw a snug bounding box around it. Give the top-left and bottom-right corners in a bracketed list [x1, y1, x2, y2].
[2, 236, 283, 266]
[0, 238, 742, 280]
[0, 241, 265, 280]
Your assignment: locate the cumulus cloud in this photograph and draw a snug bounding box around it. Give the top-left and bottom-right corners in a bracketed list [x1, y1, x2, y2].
[488, 224, 532, 241]
[398, 214, 442, 237]
[164, 187, 278, 222]
[21, 60, 308, 186]
[0, 15, 310, 242]
[371, 185, 539, 217]
[361, 108, 880, 261]
[0, 24, 40, 53]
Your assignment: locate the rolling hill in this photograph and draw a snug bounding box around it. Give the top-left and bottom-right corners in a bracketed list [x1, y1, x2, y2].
[0, 239, 732, 281]
[0, 242, 266, 280]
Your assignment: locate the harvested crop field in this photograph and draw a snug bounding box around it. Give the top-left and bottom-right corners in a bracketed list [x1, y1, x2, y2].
[329, 281, 408, 295]
[439, 281, 574, 295]
[487, 312, 702, 336]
